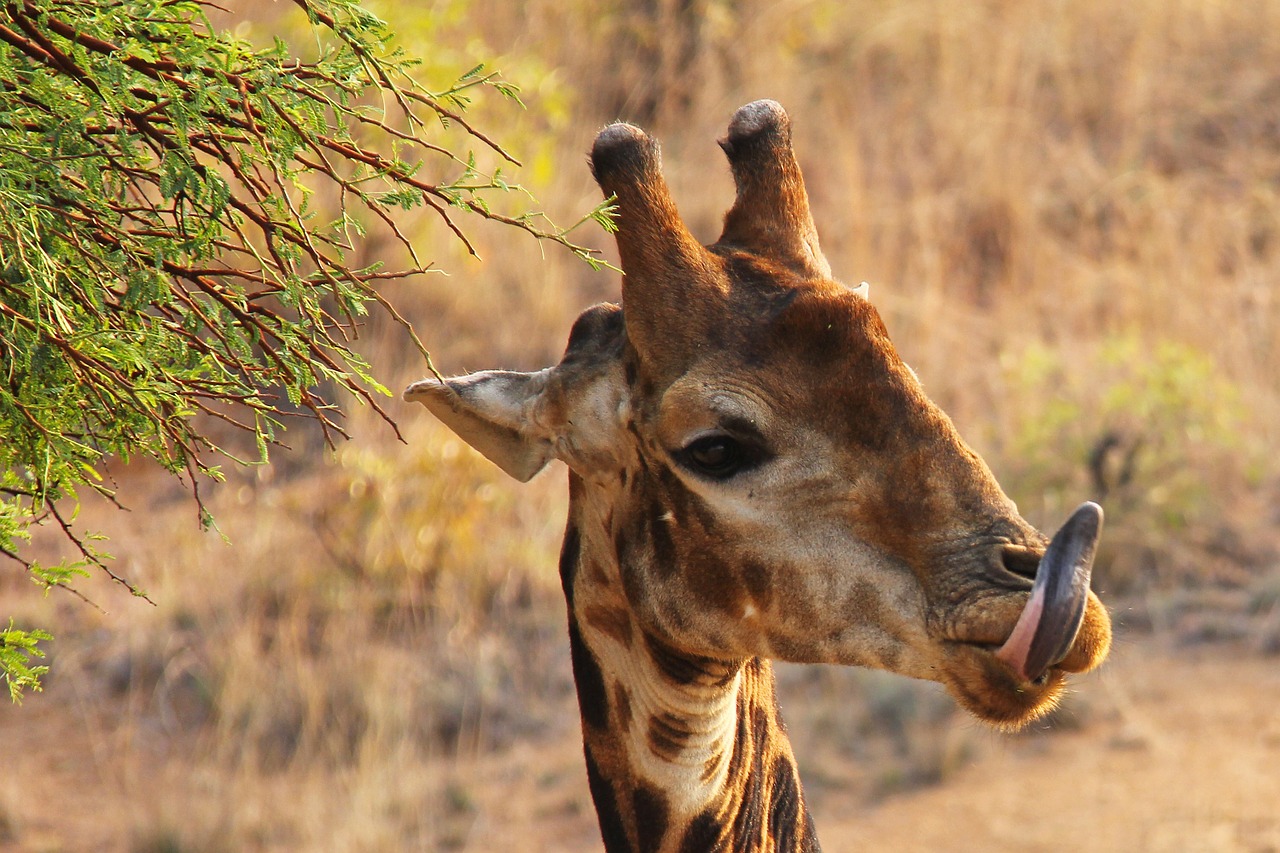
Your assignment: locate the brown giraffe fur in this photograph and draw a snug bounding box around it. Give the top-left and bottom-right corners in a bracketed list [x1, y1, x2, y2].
[406, 101, 1112, 852]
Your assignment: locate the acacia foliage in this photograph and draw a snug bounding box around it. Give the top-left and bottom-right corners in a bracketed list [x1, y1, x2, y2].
[0, 0, 609, 698]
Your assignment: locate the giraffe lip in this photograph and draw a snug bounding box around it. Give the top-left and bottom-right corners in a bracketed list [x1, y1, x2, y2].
[994, 502, 1103, 683]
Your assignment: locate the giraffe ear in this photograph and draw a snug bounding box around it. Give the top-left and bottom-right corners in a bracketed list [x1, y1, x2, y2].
[404, 370, 555, 483]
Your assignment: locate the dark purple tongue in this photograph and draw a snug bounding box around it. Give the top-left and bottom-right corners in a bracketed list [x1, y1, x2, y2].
[996, 502, 1103, 683]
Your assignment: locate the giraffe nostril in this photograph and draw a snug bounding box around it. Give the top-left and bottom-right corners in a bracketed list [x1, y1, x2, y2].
[1001, 546, 1042, 581]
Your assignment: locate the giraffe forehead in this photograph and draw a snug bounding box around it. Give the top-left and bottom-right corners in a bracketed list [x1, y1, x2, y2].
[752, 289, 912, 408]
[639, 285, 915, 439]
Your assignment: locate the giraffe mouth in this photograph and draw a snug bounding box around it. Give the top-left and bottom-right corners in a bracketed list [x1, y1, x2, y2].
[994, 502, 1103, 684]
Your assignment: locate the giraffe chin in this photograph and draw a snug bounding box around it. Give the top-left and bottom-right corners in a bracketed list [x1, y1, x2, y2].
[942, 645, 1072, 730]
[940, 599, 1112, 730]
[942, 584, 1112, 730]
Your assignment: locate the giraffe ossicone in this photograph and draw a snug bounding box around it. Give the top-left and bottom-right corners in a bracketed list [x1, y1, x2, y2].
[406, 100, 1112, 852]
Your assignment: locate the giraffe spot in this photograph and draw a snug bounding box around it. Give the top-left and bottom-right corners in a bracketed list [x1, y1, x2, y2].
[730, 705, 771, 843]
[644, 633, 738, 687]
[647, 711, 693, 761]
[584, 604, 635, 649]
[568, 619, 610, 731]
[654, 463, 717, 533]
[679, 810, 724, 853]
[613, 682, 633, 732]
[877, 644, 902, 673]
[584, 747, 633, 853]
[631, 786, 669, 853]
[687, 546, 749, 617]
[750, 701, 771, 743]
[741, 559, 774, 611]
[614, 509, 652, 584]
[585, 556, 612, 588]
[558, 525, 582, 606]
[647, 498, 678, 576]
[767, 754, 803, 846]
[657, 488, 687, 531]
[766, 629, 807, 662]
[684, 484, 720, 533]
[771, 693, 789, 733]
[847, 578, 886, 627]
[700, 751, 723, 784]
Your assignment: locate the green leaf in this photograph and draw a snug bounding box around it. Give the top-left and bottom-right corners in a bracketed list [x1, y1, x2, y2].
[0, 0, 611, 692]
[1, 621, 53, 703]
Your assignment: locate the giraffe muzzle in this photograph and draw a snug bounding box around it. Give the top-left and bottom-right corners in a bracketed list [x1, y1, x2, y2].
[995, 502, 1103, 683]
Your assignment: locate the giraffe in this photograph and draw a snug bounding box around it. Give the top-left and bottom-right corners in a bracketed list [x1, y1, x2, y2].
[405, 100, 1112, 852]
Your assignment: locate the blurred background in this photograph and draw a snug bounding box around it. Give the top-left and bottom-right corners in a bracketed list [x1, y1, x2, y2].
[3, 0, 1280, 850]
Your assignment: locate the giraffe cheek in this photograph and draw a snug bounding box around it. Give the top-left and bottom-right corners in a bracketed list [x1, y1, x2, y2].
[614, 556, 706, 650]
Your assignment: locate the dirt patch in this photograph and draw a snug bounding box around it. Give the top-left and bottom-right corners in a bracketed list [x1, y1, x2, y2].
[822, 641, 1280, 852]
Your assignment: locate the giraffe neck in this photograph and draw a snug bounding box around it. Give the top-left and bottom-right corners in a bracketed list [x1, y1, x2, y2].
[559, 473, 821, 852]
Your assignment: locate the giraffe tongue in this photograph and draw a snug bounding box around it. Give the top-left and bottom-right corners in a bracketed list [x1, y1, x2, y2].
[995, 502, 1103, 683]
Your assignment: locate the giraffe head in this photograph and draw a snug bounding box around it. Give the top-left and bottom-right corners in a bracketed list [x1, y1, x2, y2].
[407, 101, 1111, 728]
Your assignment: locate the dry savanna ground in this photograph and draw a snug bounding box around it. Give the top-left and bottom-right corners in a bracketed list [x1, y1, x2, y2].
[5, 0, 1280, 851]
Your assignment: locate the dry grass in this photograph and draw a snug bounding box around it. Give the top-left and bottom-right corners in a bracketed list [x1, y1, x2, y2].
[4, 0, 1280, 849]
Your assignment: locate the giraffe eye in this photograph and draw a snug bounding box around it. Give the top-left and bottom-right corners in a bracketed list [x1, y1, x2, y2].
[679, 434, 750, 479]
